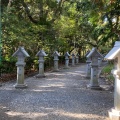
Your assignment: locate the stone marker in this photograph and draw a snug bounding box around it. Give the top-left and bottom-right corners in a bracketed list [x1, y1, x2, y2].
[36, 50, 47, 78]
[72, 53, 75, 66]
[52, 51, 60, 72]
[12, 46, 29, 88]
[86, 57, 91, 78]
[105, 41, 120, 120]
[64, 52, 70, 69]
[87, 47, 103, 89]
[76, 53, 80, 64]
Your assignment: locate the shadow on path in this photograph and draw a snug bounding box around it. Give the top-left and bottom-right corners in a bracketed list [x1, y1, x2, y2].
[0, 64, 113, 120]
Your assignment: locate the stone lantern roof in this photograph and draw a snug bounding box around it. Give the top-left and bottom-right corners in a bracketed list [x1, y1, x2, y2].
[64, 52, 70, 57]
[72, 53, 75, 56]
[87, 47, 103, 58]
[105, 41, 120, 60]
[12, 46, 29, 57]
[52, 51, 60, 56]
[36, 50, 47, 57]
[85, 50, 90, 57]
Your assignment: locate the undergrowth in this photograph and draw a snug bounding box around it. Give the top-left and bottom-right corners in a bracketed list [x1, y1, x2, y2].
[101, 63, 114, 85]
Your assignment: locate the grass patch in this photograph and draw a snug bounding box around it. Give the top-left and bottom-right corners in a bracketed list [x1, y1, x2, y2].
[101, 63, 114, 84]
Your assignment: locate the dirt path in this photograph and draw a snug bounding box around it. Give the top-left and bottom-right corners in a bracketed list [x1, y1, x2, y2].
[0, 63, 113, 120]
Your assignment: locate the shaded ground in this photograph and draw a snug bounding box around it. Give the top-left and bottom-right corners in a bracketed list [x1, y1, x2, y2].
[0, 63, 113, 120]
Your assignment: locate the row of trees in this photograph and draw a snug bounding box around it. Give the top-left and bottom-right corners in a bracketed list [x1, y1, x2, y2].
[1, 0, 120, 61]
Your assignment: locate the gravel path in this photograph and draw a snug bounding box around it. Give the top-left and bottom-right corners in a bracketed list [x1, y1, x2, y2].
[0, 63, 113, 120]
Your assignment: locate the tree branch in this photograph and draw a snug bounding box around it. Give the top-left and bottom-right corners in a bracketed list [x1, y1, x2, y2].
[21, 0, 39, 24]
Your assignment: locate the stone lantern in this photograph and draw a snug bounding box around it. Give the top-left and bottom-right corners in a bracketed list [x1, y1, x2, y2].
[72, 53, 75, 66]
[87, 47, 103, 89]
[52, 51, 60, 72]
[64, 52, 70, 69]
[76, 53, 80, 64]
[12, 46, 29, 88]
[105, 41, 120, 120]
[36, 50, 47, 78]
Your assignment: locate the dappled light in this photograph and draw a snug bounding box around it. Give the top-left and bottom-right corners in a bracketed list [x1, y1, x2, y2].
[6, 111, 47, 118]
[0, 64, 113, 120]
[1, 0, 119, 119]
[5, 109, 108, 120]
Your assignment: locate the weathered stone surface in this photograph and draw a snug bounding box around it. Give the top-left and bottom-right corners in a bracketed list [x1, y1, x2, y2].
[72, 53, 75, 66]
[87, 48, 103, 89]
[12, 46, 29, 88]
[64, 52, 70, 69]
[105, 41, 120, 120]
[76, 53, 80, 64]
[86, 57, 91, 78]
[36, 50, 47, 78]
[52, 51, 60, 72]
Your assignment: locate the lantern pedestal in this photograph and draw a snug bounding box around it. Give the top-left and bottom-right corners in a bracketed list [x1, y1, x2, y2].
[15, 62, 27, 88]
[109, 108, 120, 120]
[75, 54, 80, 64]
[14, 83, 27, 89]
[64, 52, 70, 69]
[52, 51, 60, 72]
[86, 59, 91, 78]
[72, 54, 75, 66]
[87, 84, 102, 90]
[53, 60, 60, 72]
[36, 60, 45, 78]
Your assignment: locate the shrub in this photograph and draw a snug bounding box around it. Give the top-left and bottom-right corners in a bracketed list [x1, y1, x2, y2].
[101, 63, 114, 84]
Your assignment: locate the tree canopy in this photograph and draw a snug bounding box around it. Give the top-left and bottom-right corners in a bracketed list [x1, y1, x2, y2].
[1, 0, 120, 60]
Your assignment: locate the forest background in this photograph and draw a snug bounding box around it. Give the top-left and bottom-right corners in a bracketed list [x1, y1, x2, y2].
[0, 0, 120, 78]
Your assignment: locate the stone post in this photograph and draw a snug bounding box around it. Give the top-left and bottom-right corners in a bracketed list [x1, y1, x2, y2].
[64, 52, 70, 69]
[105, 41, 120, 120]
[72, 53, 75, 66]
[98, 57, 103, 67]
[86, 57, 91, 78]
[52, 51, 60, 72]
[87, 48, 103, 90]
[12, 47, 29, 88]
[76, 53, 80, 64]
[36, 50, 47, 78]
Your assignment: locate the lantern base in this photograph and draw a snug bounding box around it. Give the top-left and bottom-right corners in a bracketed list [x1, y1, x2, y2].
[36, 74, 46, 78]
[87, 84, 102, 90]
[109, 108, 120, 120]
[14, 83, 27, 89]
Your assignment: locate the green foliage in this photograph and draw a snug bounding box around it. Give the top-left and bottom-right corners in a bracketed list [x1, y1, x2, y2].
[1, 0, 120, 77]
[102, 64, 113, 73]
[0, 58, 16, 73]
[101, 63, 114, 84]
